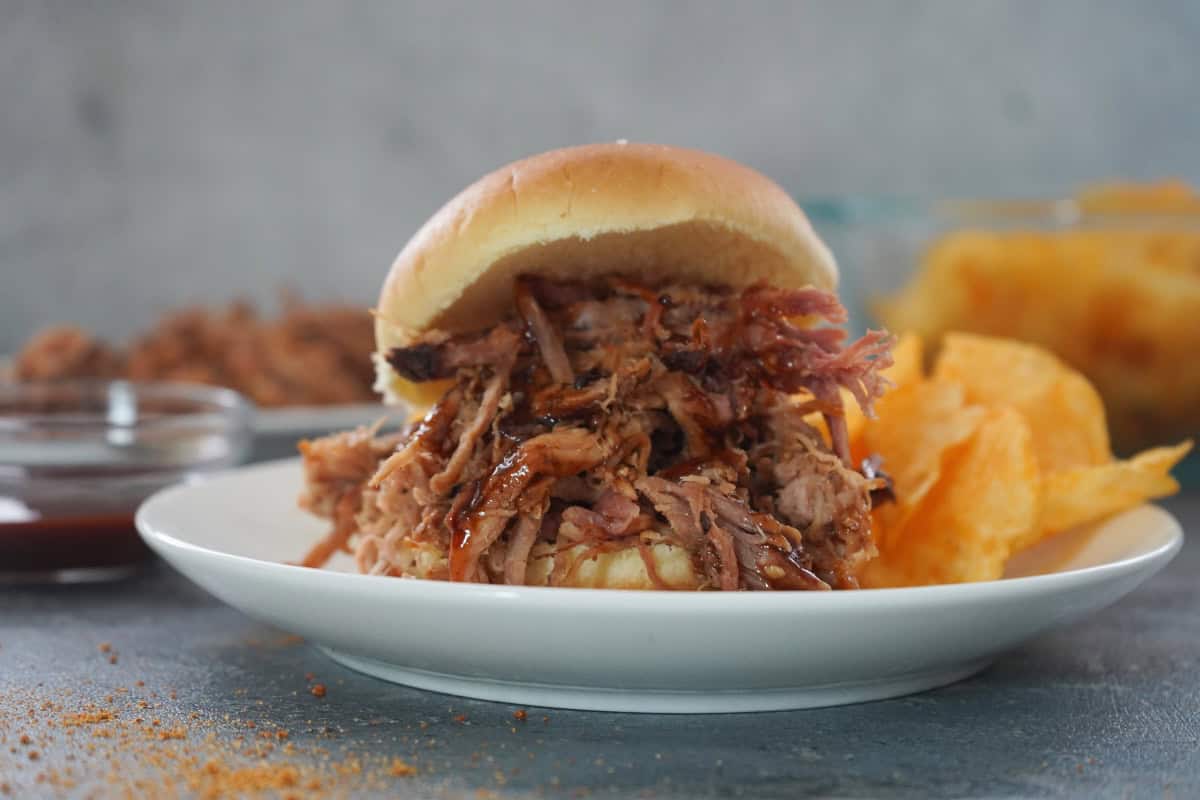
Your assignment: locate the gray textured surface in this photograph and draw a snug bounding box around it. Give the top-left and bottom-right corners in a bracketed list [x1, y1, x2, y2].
[1, 493, 1197, 798]
[4, 1, 1200, 352]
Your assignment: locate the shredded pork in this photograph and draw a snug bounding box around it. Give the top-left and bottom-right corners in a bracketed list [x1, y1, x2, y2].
[11, 300, 377, 407]
[300, 276, 894, 590]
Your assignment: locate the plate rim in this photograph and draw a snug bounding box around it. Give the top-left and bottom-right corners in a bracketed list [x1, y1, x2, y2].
[317, 647, 995, 713]
[136, 458, 1184, 610]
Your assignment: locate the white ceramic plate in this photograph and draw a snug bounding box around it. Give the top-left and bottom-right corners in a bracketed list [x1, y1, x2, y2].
[136, 459, 1183, 713]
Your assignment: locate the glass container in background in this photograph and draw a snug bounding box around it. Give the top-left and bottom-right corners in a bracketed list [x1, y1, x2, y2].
[0, 381, 252, 582]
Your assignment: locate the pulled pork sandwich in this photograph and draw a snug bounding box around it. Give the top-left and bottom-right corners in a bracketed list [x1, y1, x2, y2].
[299, 143, 895, 590]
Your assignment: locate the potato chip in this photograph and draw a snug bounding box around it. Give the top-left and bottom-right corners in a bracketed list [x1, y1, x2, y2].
[806, 332, 924, 450]
[933, 333, 1110, 472]
[859, 379, 985, 545]
[874, 204, 1200, 452]
[1034, 441, 1193, 539]
[800, 388, 863, 447]
[860, 407, 1040, 588]
[856, 325, 1188, 586]
[885, 332, 925, 390]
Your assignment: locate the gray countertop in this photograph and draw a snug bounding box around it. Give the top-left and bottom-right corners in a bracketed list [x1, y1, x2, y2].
[2, 494, 1197, 799]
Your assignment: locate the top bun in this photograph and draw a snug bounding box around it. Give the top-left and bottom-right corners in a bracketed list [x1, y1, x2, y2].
[375, 142, 837, 407]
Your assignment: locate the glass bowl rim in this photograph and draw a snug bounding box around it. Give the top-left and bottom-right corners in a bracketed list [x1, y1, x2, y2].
[0, 379, 255, 431]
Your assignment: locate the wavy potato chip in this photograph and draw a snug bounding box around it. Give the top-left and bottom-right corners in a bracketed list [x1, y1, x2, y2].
[875, 209, 1200, 451]
[933, 333, 1110, 472]
[1034, 441, 1193, 540]
[860, 380, 985, 546]
[860, 407, 1040, 587]
[859, 329, 1189, 587]
[808, 332, 924, 450]
[803, 387, 865, 449]
[885, 332, 925, 390]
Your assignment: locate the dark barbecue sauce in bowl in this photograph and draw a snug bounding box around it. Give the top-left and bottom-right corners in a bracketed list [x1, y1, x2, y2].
[0, 514, 149, 579]
[0, 381, 251, 582]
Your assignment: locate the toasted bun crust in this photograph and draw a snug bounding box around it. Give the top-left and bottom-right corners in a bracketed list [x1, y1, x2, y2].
[374, 142, 837, 407]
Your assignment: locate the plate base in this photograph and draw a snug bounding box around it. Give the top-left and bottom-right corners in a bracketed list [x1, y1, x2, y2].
[320, 648, 992, 713]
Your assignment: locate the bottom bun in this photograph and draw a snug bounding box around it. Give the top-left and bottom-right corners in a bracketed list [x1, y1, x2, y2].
[357, 531, 701, 589]
[524, 538, 700, 590]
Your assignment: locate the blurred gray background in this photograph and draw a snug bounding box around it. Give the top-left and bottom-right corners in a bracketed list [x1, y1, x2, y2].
[2, 1, 1198, 352]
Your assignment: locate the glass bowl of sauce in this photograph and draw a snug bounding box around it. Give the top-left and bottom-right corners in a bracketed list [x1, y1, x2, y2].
[0, 381, 252, 582]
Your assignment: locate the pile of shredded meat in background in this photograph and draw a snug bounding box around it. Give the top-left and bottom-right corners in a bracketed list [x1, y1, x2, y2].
[300, 276, 894, 590]
[9, 298, 377, 407]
